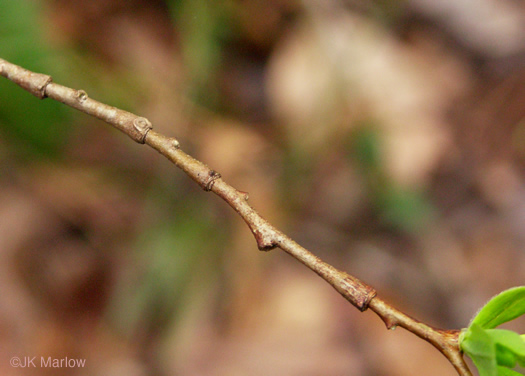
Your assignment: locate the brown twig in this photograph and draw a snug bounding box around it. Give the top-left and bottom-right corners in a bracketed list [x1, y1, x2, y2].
[0, 58, 472, 375]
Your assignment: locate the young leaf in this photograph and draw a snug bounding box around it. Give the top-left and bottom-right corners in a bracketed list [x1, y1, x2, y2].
[497, 366, 524, 376]
[487, 329, 525, 368]
[461, 323, 498, 376]
[471, 287, 525, 329]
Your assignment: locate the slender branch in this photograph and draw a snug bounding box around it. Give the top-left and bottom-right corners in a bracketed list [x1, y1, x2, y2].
[0, 58, 472, 375]
[368, 298, 472, 375]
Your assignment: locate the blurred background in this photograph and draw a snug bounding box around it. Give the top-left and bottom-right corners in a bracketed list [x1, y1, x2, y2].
[0, 0, 524, 375]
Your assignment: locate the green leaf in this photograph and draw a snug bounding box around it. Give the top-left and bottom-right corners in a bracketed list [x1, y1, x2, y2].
[471, 287, 525, 329]
[461, 288, 525, 376]
[496, 346, 521, 368]
[461, 323, 498, 376]
[487, 329, 525, 368]
[498, 366, 524, 376]
[489, 329, 525, 357]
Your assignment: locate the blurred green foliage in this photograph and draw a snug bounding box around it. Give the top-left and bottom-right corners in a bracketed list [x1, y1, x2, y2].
[0, 0, 150, 158]
[167, 0, 236, 108]
[109, 191, 229, 338]
[350, 124, 434, 233]
[0, 0, 241, 341]
[0, 0, 72, 157]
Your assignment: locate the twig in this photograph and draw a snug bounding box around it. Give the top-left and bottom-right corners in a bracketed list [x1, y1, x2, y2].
[0, 58, 472, 375]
